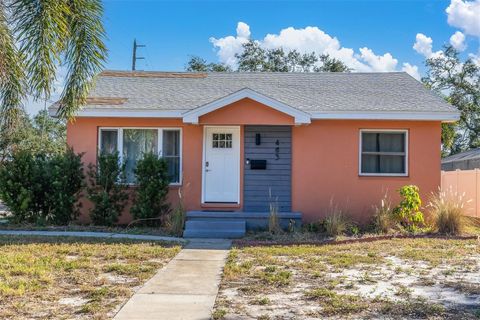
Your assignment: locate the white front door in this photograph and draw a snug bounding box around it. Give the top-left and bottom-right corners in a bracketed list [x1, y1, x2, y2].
[203, 126, 240, 203]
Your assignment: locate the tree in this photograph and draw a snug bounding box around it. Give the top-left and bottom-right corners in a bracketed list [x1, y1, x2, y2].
[0, 109, 66, 163]
[186, 56, 232, 72]
[186, 40, 350, 73]
[423, 46, 480, 155]
[316, 54, 350, 72]
[0, 0, 107, 133]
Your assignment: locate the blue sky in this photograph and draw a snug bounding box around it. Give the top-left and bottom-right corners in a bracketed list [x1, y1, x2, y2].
[27, 0, 480, 114]
[102, 0, 478, 72]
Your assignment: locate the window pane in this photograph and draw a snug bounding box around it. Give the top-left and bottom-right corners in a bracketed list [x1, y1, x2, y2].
[379, 155, 405, 173]
[362, 132, 405, 153]
[163, 130, 180, 156]
[362, 133, 378, 152]
[162, 130, 181, 183]
[100, 130, 118, 154]
[123, 129, 158, 183]
[379, 133, 404, 153]
[361, 154, 379, 173]
[164, 157, 180, 183]
[362, 155, 405, 174]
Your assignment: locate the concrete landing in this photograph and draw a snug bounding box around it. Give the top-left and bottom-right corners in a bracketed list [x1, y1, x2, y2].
[113, 239, 231, 320]
[183, 220, 246, 238]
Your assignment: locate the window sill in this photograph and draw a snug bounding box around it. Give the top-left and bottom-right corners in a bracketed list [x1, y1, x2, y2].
[201, 203, 241, 209]
[126, 183, 182, 187]
[359, 173, 409, 177]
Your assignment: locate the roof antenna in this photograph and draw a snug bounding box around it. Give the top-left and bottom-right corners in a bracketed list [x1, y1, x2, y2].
[131, 38, 146, 71]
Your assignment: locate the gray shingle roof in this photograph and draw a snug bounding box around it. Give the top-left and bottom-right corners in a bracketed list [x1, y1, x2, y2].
[54, 71, 457, 114]
[442, 148, 480, 163]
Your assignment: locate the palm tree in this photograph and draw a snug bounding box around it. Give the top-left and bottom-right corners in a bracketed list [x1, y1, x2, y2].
[0, 0, 107, 131]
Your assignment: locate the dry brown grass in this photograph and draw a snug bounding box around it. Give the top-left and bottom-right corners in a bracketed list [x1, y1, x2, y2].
[0, 236, 180, 319]
[428, 189, 470, 235]
[372, 196, 394, 234]
[215, 238, 480, 319]
[324, 204, 348, 238]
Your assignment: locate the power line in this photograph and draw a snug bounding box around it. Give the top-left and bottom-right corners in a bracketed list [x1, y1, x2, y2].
[131, 39, 146, 71]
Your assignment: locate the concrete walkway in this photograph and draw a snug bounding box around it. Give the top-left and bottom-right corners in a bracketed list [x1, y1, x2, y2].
[0, 230, 186, 243]
[114, 239, 232, 320]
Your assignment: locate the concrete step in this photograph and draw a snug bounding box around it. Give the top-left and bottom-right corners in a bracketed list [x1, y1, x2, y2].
[183, 220, 246, 239]
[186, 210, 302, 231]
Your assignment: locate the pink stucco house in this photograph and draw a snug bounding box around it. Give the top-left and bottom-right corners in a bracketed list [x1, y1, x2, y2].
[50, 71, 458, 236]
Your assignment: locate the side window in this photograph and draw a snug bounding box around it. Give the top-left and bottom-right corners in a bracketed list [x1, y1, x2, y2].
[360, 131, 407, 175]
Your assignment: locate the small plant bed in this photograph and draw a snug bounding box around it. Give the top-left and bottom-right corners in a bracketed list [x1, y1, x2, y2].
[235, 231, 478, 247]
[0, 236, 181, 319]
[213, 238, 480, 319]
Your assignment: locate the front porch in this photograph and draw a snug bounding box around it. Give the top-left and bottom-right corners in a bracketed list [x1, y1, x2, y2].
[183, 211, 302, 238]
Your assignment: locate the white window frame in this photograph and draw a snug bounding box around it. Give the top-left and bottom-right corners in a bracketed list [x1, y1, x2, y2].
[98, 127, 183, 185]
[358, 129, 408, 177]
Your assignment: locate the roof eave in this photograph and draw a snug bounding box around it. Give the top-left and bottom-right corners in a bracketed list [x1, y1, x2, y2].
[49, 106, 460, 123]
[309, 111, 460, 122]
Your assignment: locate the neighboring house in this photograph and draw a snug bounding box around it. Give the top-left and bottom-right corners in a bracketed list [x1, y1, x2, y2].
[442, 148, 480, 171]
[50, 71, 458, 230]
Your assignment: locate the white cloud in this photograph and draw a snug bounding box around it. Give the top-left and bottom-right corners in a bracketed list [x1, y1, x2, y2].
[359, 48, 398, 72]
[210, 22, 413, 73]
[413, 33, 434, 57]
[402, 63, 421, 81]
[262, 26, 341, 53]
[412, 33, 443, 58]
[446, 0, 480, 37]
[236, 22, 251, 39]
[450, 31, 467, 51]
[209, 22, 250, 67]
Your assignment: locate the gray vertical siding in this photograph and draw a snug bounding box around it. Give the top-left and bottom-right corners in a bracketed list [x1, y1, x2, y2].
[244, 126, 292, 212]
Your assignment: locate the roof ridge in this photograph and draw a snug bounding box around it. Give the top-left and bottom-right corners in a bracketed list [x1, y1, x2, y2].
[99, 70, 409, 76]
[100, 70, 207, 78]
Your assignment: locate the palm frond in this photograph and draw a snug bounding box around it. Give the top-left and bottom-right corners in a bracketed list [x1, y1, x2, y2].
[57, 0, 106, 119]
[10, 0, 70, 101]
[0, 3, 26, 132]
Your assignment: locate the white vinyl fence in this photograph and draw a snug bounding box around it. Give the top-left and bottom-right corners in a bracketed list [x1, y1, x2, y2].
[441, 169, 480, 217]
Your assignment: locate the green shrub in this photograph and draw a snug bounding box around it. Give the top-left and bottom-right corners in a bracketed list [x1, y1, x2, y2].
[130, 153, 170, 226]
[43, 149, 85, 224]
[0, 149, 84, 224]
[303, 222, 321, 233]
[86, 152, 128, 226]
[0, 151, 38, 222]
[429, 188, 468, 235]
[393, 185, 424, 232]
[372, 195, 394, 234]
